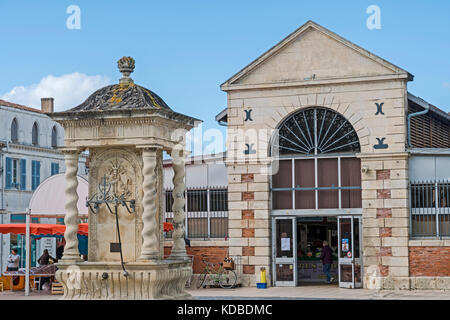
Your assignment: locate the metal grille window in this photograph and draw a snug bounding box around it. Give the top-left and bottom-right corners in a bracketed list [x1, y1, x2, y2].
[272, 157, 362, 210]
[164, 187, 228, 240]
[272, 107, 360, 156]
[410, 180, 450, 238]
[271, 107, 361, 211]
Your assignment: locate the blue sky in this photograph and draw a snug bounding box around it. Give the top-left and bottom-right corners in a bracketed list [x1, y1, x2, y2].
[0, 1, 449, 153]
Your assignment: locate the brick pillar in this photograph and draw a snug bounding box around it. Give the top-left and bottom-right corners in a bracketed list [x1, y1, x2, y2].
[360, 153, 410, 290]
[227, 162, 271, 286]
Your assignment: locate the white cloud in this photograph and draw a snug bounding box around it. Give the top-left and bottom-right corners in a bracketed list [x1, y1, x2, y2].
[1, 72, 110, 111]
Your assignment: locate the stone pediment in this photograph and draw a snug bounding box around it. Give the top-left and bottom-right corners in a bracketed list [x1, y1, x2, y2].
[221, 21, 412, 90]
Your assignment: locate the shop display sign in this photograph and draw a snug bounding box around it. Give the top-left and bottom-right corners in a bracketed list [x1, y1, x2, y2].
[347, 251, 352, 258]
[281, 237, 290, 251]
[342, 238, 349, 252]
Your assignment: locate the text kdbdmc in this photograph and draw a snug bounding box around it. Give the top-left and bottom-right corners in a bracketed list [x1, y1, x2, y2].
[221, 304, 272, 315]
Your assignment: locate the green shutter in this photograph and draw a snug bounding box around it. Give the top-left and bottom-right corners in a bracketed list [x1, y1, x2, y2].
[5, 157, 12, 189]
[37, 161, 40, 188]
[51, 162, 60, 176]
[32, 160, 41, 190]
[20, 159, 26, 190]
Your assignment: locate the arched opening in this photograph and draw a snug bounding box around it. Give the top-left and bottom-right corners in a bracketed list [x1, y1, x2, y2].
[51, 125, 58, 148]
[272, 107, 360, 156]
[11, 118, 18, 143]
[32, 122, 39, 146]
[270, 107, 363, 288]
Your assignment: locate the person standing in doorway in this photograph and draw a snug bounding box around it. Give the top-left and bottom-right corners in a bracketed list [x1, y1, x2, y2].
[6, 249, 20, 286]
[56, 238, 65, 261]
[320, 241, 335, 284]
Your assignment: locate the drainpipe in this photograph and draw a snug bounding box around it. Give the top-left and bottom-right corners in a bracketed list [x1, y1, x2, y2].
[407, 97, 430, 148]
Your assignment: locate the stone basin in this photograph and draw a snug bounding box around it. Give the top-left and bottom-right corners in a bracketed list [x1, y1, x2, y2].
[55, 259, 192, 300]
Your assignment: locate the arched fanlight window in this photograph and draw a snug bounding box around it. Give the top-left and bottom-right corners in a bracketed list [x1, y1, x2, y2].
[51, 125, 58, 148]
[32, 122, 39, 146]
[11, 118, 18, 143]
[272, 107, 360, 156]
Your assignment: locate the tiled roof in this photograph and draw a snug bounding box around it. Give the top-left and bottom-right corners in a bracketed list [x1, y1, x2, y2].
[69, 82, 171, 112]
[0, 99, 43, 114]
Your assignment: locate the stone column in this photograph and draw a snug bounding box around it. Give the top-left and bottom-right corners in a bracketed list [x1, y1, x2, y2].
[168, 146, 187, 260]
[61, 149, 82, 262]
[360, 153, 410, 290]
[139, 146, 160, 260]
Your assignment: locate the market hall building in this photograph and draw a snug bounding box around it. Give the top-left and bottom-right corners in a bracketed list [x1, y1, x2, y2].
[215, 21, 450, 290]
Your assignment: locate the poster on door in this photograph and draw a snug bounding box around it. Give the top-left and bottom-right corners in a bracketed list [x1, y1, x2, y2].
[341, 238, 349, 252]
[281, 238, 290, 251]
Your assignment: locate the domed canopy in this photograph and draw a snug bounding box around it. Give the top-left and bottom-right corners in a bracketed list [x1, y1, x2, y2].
[69, 56, 171, 112]
[70, 82, 172, 112]
[48, 56, 199, 151]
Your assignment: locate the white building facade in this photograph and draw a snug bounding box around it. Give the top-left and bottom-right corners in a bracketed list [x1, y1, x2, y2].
[0, 98, 87, 272]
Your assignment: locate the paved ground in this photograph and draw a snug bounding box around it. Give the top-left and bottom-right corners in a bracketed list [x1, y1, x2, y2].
[1, 283, 449, 300]
[188, 284, 450, 300]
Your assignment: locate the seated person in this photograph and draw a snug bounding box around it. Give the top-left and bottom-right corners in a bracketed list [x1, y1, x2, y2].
[37, 249, 56, 290]
[38, 249, 56, 265]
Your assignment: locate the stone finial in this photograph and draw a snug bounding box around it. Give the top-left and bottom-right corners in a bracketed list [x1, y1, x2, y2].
[117, 56, 135, 84]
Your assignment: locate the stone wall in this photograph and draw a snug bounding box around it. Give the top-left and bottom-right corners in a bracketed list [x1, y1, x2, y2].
[360, 155, 410, 289]
[227, 167, 271, 286]
[221, 21, 417, 289]
[410, 246, 450, 276]
[408, 240, 450, 289]
[164, 243, 229, 274]
[225, 79, 410, 288]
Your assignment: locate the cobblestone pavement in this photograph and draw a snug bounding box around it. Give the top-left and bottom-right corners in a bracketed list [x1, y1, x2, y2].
[0, 284, 449, 300]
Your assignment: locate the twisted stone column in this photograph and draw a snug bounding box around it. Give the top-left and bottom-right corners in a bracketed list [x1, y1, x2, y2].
[168, 146, 187, 260]
[139, 147, 160, 260]
[61, 149, 82, 262]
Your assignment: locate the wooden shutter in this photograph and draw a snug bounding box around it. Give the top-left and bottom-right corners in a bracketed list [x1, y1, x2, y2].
[5, 157, 12, 189]
[20, 159, 26, 190]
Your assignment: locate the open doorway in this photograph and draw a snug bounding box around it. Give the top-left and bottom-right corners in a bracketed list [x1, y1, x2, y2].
[272, 215, 362, 288]
[296, 217, 338, 285]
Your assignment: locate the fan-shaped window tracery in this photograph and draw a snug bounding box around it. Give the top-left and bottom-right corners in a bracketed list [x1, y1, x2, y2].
[273, 108, 360, 156]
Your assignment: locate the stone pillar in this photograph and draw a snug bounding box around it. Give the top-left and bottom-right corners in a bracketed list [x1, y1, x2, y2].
[360, 153, 410, 290]
[168, 146, 187, 260]
[139, 146, 160, 260]
[227, 161, 271, 287]
[61, 149, 82, 262]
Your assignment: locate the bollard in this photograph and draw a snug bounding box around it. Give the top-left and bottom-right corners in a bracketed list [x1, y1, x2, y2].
[257, 267, 267, 289]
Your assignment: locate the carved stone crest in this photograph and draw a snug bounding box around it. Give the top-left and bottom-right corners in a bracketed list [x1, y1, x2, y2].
[106, 158, 132, 199]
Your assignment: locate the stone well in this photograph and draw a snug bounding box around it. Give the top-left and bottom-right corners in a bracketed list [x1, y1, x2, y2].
[49, 56, 199, 299]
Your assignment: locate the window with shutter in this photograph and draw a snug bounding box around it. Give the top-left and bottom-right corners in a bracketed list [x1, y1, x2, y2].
[32, 160, 41, 190]
[51, 162, 59, 175]
[20, 159, 26, 190]
[5, 157, 12, 189]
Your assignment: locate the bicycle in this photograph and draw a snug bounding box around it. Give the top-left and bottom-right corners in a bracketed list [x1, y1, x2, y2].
[197, 256, 237, 289]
